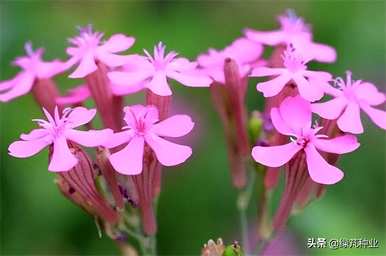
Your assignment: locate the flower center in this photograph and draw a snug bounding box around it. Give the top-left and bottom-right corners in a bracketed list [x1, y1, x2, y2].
[282, 47, 307, 73]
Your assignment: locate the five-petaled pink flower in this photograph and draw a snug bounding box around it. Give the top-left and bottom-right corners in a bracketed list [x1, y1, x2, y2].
[249, 46, 332, 102]
[252, 96, 359, 184]
[0, 42, 65, 102]
[312, 71, 386, 134]
[244, 10, 336, 63]
[8, 107, 113, 172]
[108, 42, 212, 96]
[106, 104, 194, 175]
[197, 37, 263, 83]
[66, 25, 135, 78]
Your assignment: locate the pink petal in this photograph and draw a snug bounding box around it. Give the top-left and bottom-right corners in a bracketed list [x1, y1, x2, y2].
[257, 74, 290, 97]
[56, 85, 90, 105]
[250, 67, 285, 77]
[48, 136, 78, 172]
[65, 129, 113, 147]
[152, 115, 194, 137]
[168, 57, 197, 71]
[309, 43, 337, 63]
[104, 130, 134, 148]
[66, 107, 97, 128]
[251, 142, 302, 168]
[293, 74, 324, 102]
[0, 72, 34, 102]
[68, 52, 97, 78]
[146, 72, 172, 96]
[99, 34, 135, 53]
[311, 97, 348, 120]
[109, 136, 145, 175]
[361, 104, 386, 130]
[337, 102, 363, 134]
[166, 70, 212, 87]
[303, 70, 332, 81]
[314, 134, 360, 154]
[145, 133, 192, 166]
[97, 52, 131, 67]
[20, 128, 48, 140]
[108, 70, 151, 86]
[0, 78, 15, 91]
[279, 96, 312, 134]
[111, 81, 145, 96]
[36, 60, 67, 79]
[244, 29, 284, 45]
[223, 37, 263, 64]
[270, 108, 295, 136]
[8, 137, 50, 158]
[354, 82, 385, 106]
[305, 145, 344, 184]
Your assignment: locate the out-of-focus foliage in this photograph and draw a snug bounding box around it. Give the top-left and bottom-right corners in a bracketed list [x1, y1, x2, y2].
[0, 1, 384, 255]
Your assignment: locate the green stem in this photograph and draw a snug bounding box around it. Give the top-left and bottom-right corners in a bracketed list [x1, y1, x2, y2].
[237, 169, 256, 253]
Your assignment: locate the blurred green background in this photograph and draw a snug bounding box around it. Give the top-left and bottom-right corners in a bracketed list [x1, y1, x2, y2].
[0, 1, 385, 255]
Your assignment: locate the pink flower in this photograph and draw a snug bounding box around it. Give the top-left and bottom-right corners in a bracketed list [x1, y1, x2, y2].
[66, 25, 135, 78]
[56, 84, 90, 105]
[312, 71, 386, 134]
[8, 106, 112, 172]
[244, 10, 336, 63]
[197, 38, 263, 83]
[252, 96, 359, 185]
[106, 104, 194, 175]
[0, 42, 65, 102]
[250, 46, 332, 102]
[108, 42, 212, 96]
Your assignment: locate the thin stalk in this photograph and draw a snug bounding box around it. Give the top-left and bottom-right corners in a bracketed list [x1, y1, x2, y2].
[237, 169, 256, 253]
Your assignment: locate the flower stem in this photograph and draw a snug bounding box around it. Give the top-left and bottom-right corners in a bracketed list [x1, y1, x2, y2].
[237, 169, 256, 253]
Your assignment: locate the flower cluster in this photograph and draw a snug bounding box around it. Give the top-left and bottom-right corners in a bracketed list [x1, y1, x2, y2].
[1, 9, 384, 254]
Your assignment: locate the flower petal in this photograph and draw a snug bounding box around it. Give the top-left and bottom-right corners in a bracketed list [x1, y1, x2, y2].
[99, 34, 135, 53]
[311, 97, 348, 120]
[111, 81, 145, 96]
[257, 74, 290, 97]
[145, 133, 192, 166]
[0, 72, 34, 102]
[146, 72, 172, 96]
[20, 128, 49, 140]
[305, 144, 344, 185]
[48, 136, 78, 172]
[97, 52, 131, 67]
[314, 135, 360, 154]
[65, 129, 113, 147]
[354, 82, 385, 106]
[252, 142, 302, 168]
[309, 42, 337, 63]
[104, 130, 134, 148]
[293, 74, 324, 102]
[66, 107, 97, 128]
[152, 115, 194, 137]
[361, 104, 386, 130]
[250, 67, 285, 77]
[108, 70, 151, 86]
[270, 107, 295, 136]
[109, 136, 145, 175]
[244, 29, 284, 45]
[279, 96, 312, 134]
[56, 85, 90, 105]
[166, 70, 212, 87]
[8, 137, 50, 158]
[337, 102, 363, 134]
[0, 78, 15, 91]
[68, 52, 97, 78]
